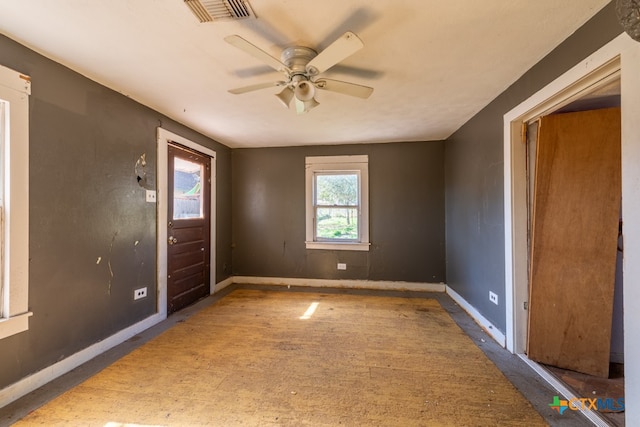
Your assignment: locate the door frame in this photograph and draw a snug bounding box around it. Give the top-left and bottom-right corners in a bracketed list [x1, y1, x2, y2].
[157, 128, 216, 318]
[503, 34, 640, 423]
[503, 30, 640, 419]
[503, 52, 621, 355]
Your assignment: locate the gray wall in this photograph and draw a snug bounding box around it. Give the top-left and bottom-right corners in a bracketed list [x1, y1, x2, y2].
[0, 34, 232, 389]
[232, 141, 445, 282]
[444, 2, 622, 332]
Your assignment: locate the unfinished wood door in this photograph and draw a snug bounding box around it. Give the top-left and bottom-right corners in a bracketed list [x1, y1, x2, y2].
[527, 107, 621, 378]
[167, 143, 211, 314]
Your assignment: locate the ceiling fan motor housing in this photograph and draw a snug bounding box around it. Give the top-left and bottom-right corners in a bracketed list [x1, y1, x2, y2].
[281, 46, 318, 77]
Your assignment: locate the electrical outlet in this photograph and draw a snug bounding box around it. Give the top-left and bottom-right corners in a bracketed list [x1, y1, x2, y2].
[489, 291, 498, 305]
[145, 190, 156, 203]
[337, 263, 347, 270]
[134, 287, 147, 300]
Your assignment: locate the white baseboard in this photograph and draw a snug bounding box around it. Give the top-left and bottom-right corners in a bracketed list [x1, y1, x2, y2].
[213, 276, 234, 293]
[231, 276, 446, 292]
[0, 312, 165, 409]
[446, 286, 506, 347]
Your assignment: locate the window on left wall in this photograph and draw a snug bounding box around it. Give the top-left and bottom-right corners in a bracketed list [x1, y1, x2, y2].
[0, 64, 31, 340]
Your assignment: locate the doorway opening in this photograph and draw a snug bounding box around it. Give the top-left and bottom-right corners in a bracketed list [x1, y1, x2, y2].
[157, 128, 216, 318]
[525, 92, 624, 427]
[504, 45, 627, 424]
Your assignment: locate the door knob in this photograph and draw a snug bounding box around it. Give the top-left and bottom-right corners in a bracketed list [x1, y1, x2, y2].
[168, 236, 178, 245]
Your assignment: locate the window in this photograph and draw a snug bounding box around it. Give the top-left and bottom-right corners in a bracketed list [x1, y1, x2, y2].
[0, 64, 31, 339]
[305, 155, 369, 251]
[173, 156, 204, 219]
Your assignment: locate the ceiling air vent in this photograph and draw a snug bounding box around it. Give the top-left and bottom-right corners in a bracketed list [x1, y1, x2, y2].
[184, 0, 255, 23]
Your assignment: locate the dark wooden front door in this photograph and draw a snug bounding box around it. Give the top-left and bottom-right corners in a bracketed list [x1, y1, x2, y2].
[167, 143, 211, 314]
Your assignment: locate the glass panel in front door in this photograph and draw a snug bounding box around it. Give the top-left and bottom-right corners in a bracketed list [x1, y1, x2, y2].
[173, 157, 203, 220]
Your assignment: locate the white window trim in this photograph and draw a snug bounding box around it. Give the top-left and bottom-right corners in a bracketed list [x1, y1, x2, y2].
[0, 65, 32, 340]
[305, 155, 370, 251]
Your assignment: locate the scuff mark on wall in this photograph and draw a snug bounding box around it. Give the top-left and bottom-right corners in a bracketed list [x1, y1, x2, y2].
[133, 237, 145, 289]
[107, 231, 119, 295]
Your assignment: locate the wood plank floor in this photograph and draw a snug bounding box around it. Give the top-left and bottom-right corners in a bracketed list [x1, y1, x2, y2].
[11, 288, 547, 426]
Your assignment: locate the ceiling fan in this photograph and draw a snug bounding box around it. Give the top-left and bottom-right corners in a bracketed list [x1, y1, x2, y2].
[224, 31, 374, 113]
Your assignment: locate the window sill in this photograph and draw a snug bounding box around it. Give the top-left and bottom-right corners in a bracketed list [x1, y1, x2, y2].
[0, 312, 32, 340]
[305, 242, 370, 251]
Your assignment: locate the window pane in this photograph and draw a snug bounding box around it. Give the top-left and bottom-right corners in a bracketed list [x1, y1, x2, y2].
[315, 173, 358, 206]
[173, 157, 203, 219]
[316, 207, 358, 240]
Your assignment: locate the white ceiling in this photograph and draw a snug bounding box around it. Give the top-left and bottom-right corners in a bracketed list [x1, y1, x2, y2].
[0, 1, 611, 148]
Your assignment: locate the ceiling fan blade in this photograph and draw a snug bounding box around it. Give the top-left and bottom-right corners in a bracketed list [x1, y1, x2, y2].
[314, 78, 373, 99]
[305, 31, 364, 75]
[224, 35, 290, 74]
[228, 81, 285, 94]
[326, 64, 384, 79]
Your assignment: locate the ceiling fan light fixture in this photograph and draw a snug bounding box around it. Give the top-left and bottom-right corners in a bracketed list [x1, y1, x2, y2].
[275, 87, 294, 108]
[303, 98, 320, 112]
[294, 80, 316, 102]
[294, 97, 319, 114]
